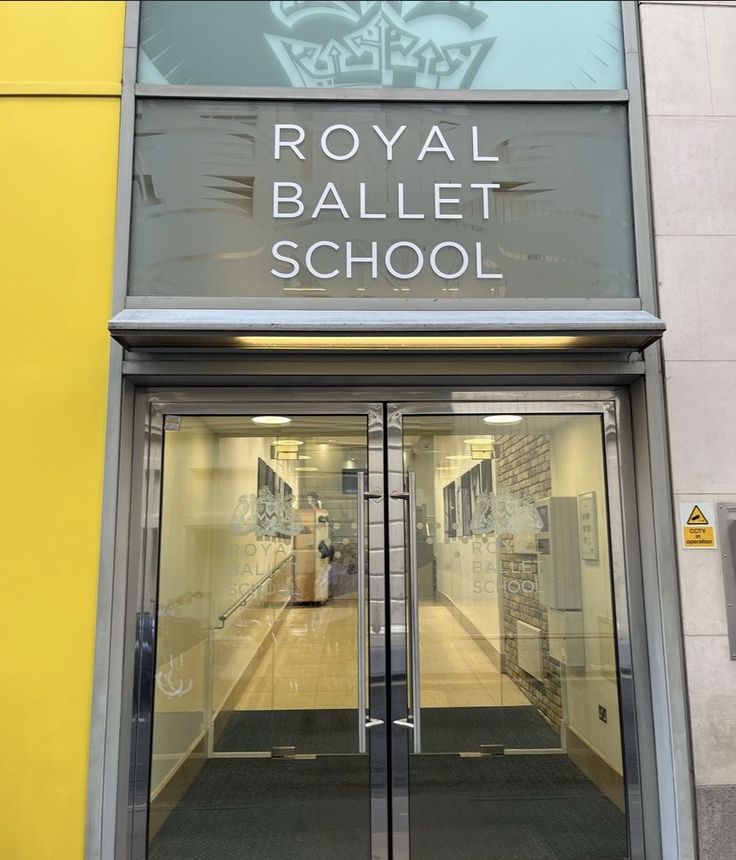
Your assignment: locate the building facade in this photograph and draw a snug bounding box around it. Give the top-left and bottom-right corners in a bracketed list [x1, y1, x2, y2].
[1, 2, 735, 858]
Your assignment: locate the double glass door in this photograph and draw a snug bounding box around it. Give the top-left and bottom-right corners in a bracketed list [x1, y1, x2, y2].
[136, 398, 634, 860]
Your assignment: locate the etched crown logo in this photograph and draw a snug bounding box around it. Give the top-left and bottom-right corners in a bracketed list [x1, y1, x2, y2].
[265, 1, 495, 89]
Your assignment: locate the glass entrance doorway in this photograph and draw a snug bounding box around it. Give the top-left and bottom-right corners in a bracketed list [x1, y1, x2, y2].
[135, 398, 634, 860]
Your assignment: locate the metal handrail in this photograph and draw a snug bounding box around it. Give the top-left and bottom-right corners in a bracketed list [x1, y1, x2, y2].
[213, 552, 295, 629]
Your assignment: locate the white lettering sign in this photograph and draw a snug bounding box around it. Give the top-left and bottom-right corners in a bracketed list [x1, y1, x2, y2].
[269, 122, 504, 283]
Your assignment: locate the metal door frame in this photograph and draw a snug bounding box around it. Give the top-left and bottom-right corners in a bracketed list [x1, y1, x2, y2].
[117, 384, 653, 860]
[385, 393, 646, 860]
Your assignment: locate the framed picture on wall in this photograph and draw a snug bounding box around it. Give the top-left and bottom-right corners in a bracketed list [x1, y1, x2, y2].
[257, 457, 290, 540]
[257, 456, 269, 496]
[480, 457, 493, 493]
[578, 491, 599, 561]
[454, 479, 463, 536]
[443, 481, 457, 539]
[470, 464, 481, 508]
[460, 472, 472, 537]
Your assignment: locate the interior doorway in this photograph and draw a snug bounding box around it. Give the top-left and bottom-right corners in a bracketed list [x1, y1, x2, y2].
[128, 394, 638, 860]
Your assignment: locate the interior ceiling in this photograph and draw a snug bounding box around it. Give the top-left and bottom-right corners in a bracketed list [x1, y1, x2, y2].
[191, 413, 582, 449]
[195, 415, 367, 440]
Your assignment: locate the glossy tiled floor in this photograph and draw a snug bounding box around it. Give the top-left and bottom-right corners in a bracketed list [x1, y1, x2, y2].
[235, 600, 530, 710]
[419, 604, 530, 707]
[235, 600, 358, 711]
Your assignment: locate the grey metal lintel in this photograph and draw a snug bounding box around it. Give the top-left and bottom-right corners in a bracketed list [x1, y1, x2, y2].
[134, 84, 629, 103]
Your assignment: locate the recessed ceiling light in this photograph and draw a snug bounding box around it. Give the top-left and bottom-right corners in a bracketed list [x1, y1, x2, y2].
[483, 414, 523, 425]
[272, 438, 303, 446]
[296, 466, 318, 472]
[252, 415, 291, 426]
[298, 455, 311, 461]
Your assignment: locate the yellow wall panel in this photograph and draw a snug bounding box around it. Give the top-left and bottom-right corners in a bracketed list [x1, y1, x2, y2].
[0, 96, 119, 859]
[0, 1, 125, 91]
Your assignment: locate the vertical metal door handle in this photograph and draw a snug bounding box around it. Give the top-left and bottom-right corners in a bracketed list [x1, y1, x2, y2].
[406, 472, 421, 753]
[390, 477, 422, 752]
[357, 471, 369, 753]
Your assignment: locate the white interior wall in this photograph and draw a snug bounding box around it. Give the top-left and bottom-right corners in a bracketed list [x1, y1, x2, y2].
[151, 421, 216, 794]
[550, 416, 622, 772]
[150, 425, 298, 796]
[209, 435, 297, 715]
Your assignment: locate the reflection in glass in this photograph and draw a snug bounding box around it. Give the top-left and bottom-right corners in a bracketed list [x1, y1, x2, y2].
[139, 1, 625, 90]
[403, 412, 628, 859]
[147, 415, 370, 859]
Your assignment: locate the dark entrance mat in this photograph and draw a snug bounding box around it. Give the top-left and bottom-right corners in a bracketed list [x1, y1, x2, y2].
[149, 756, 370, 860]
[149, 754, 627, 860]
[214, 705, 560, 754]
[410, 754, 627, 860]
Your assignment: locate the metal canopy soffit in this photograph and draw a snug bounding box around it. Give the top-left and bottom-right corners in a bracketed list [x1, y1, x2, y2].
[108, 308, 665, 352]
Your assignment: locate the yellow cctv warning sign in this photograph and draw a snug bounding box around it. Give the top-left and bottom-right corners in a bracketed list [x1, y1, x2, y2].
[686, 505, 708, 525]
[680, 502, 717, 549]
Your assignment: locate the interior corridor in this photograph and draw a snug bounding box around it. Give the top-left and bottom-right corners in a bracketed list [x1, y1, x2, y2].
[235, 600, 531, 712]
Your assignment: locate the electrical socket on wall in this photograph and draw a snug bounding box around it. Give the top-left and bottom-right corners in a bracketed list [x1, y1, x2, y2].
[598, 705, 608, 723]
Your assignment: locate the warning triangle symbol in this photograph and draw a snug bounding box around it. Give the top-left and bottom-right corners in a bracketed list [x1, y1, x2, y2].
[687, 505, 709, 525]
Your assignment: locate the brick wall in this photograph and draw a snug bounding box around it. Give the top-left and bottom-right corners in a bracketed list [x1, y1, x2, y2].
[495, 433, 562, 732]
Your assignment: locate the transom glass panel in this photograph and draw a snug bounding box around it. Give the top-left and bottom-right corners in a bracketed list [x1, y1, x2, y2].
[138, 1, 626, 91]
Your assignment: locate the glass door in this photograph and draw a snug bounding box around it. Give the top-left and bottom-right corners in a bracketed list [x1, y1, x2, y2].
[138, 405, 389, 860]
[134, 395, 639, 860]
[388, 403, 633, 860]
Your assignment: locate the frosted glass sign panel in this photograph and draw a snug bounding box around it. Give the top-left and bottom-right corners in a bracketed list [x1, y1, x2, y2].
[128, 100, 637, 301]
[138, 0, 626, 90]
